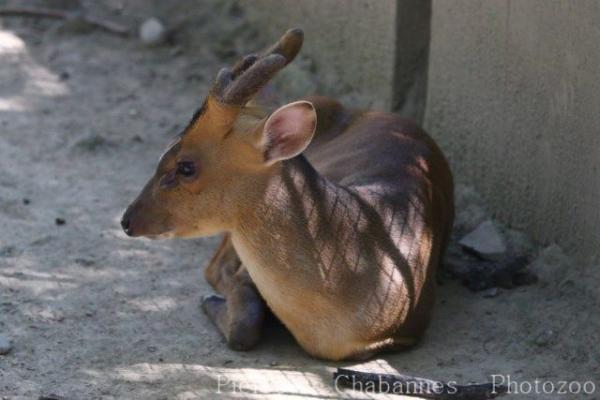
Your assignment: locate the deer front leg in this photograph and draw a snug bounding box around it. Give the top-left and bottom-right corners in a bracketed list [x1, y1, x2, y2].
[201, 268, 266, 351]
[202, 234, 266, 350]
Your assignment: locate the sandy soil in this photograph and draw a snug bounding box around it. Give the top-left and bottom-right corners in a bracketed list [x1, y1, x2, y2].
[0, 2, 598, 399]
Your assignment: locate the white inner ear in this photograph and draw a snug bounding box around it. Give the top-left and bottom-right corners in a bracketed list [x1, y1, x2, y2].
[262, 100, 317, 165]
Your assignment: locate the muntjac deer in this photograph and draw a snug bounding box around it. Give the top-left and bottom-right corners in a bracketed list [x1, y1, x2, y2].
[121, 29, 454, 361]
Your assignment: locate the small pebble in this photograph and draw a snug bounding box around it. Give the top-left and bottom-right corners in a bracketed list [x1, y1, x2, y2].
[139, 18, 166, 46]
[38, 395, 65, 400]
[0, 335, 12, 355]
[482, 287, 499, 298]
[535, 329, 556, 347]
[55, 218, 66, 226]
[75, 258, 95, 267]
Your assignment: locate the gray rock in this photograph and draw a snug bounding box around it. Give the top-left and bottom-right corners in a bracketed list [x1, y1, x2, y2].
[0, 335, 12, 355]
[459, 220, 507, 260]
[139, 18, 166, 46]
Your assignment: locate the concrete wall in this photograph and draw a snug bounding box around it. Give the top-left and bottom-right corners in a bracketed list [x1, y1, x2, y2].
[425, 1, 600, 261]
[244, 1, 600, 262]
[243, 0, 431, 119]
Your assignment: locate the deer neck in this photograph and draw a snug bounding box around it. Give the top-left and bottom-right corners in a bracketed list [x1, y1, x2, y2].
[230, 156, 351, 285]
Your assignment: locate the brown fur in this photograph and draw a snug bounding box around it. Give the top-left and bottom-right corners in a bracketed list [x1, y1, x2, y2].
[122, 31, 454, 361]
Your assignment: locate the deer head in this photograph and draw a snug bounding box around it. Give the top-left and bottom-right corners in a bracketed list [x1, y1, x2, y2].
[121, 29, 317, 238]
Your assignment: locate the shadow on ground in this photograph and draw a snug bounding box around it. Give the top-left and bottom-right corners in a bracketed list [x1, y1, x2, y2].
[0, 2, 598, 399]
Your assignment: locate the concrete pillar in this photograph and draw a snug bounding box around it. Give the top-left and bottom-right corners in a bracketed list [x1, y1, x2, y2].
[425, 1, 600, 262]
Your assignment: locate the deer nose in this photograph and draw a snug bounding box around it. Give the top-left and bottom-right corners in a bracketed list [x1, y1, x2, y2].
[121, 217, 133, 236]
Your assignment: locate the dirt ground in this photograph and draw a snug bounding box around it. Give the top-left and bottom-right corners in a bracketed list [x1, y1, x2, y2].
[0, 2, 598, 399]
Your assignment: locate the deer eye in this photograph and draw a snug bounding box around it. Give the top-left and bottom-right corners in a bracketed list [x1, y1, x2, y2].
[176, 161, 196, 177]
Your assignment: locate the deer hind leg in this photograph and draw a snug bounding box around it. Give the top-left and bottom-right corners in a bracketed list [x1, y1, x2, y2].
[202, 234, 266, 350]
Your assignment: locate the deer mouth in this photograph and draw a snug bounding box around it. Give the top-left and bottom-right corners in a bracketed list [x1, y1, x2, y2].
[144, 231, 176, 240]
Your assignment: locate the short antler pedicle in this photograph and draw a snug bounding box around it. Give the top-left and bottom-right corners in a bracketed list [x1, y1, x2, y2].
[211, 28, 304, 106]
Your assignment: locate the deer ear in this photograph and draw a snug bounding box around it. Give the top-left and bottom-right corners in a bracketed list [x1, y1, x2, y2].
[260, 101, 317, 165]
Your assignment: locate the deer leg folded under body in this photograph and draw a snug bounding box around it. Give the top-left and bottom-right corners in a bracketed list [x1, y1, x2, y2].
[202, 234, 266, 351]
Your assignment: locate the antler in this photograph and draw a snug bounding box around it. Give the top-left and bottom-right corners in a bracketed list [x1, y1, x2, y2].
[211, 28, 304, 106]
